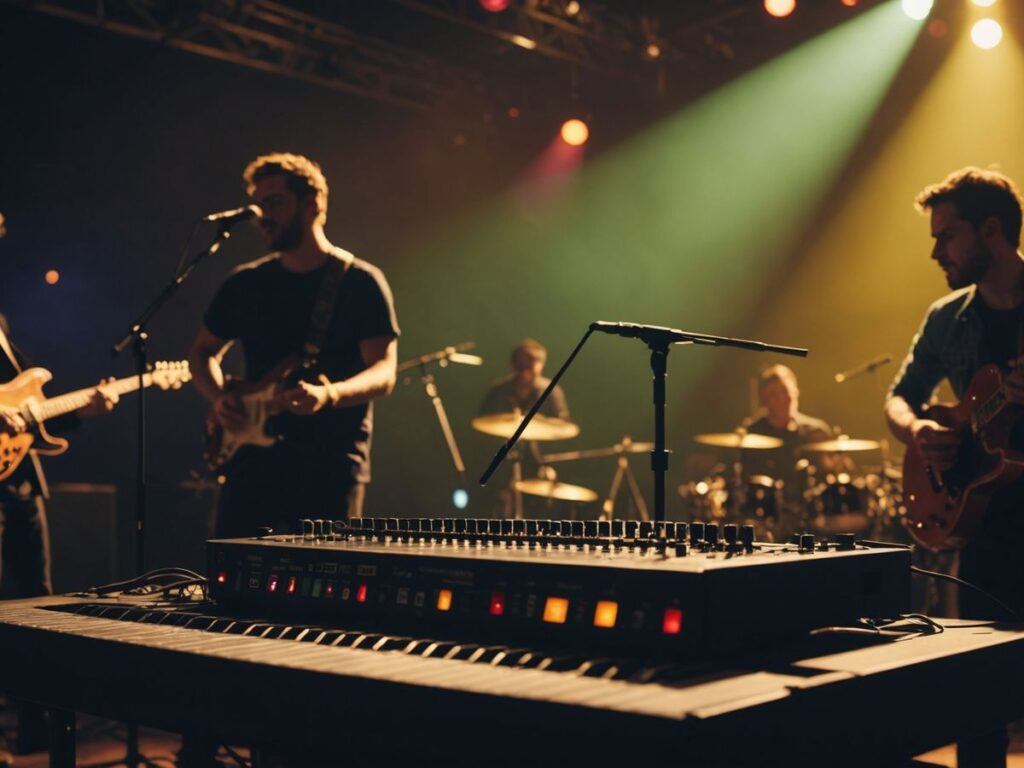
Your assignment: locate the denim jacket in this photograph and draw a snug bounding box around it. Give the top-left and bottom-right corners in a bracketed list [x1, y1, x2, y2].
[888, 286, 984, 412]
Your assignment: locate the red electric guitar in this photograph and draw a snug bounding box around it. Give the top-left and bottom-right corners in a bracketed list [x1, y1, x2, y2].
[903, 364, 1024, 550]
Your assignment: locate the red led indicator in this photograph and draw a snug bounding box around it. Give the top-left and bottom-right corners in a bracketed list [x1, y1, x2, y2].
[267, 575, 279, 593]
[356, 583, 368, 603]
[216, 571, 228, 584]
[662, 608, 683, 635]
[325, 581, 335, 597]
[287, 577, 298, 595]
[489, 592, 506, 616]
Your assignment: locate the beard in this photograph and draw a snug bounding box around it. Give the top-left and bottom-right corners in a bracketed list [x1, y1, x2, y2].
[944, 240, 992, 289]
[264, 210, 304, 252]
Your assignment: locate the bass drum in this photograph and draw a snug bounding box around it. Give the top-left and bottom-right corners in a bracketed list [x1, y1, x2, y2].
[678, 475, 784, 541]
[807, 473, 871, 534]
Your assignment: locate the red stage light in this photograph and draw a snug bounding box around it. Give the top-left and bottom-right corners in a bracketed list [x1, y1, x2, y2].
[479, 0, 509, 12]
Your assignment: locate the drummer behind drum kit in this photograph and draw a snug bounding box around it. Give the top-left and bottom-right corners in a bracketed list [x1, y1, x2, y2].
[679, 431, 905, 542]
[470, 411, 652, 520]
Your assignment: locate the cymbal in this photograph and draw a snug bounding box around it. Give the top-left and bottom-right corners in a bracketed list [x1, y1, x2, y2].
[471, 412, 580, 441]
[514, 479, 599, 503]
[693, 432, 784, 450]
[801, 438, 881, 453]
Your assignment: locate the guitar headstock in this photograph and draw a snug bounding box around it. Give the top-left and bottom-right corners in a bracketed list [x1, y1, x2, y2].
[149, 361, 192, 390]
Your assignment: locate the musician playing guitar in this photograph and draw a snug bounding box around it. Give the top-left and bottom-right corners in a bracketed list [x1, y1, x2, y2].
[189, 153, 399, 540]
[884, 167, 1024, 768]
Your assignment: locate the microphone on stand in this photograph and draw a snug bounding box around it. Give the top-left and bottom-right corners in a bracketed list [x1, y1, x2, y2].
[202, 205, 261, 226]
[834, 353, 893, 383]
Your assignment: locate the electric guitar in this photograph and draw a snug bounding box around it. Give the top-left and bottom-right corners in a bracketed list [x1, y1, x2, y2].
[903, 363, 1024, 550]
[203, 355, 310, 472]
[0, 361, 191, 482]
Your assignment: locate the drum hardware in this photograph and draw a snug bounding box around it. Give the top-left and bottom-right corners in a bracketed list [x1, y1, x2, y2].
[541, 435, 652, 521]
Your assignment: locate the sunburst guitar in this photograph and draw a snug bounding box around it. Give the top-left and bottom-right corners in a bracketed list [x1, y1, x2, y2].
[0, 361, 191, 481]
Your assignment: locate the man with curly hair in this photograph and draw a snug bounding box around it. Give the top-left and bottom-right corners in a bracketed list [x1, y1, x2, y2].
[191, 153, 399, 538]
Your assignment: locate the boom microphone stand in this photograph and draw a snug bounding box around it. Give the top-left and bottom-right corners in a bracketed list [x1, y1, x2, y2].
[481, 321, 807, 524]
[104, 219, 243, 768]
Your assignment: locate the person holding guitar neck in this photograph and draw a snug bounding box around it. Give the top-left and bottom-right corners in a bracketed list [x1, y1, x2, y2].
[884, 168, 1024, 768]
[190, 153, 399, 539]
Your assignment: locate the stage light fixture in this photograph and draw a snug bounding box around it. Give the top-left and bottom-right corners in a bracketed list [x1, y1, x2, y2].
[970, 0, 996, 7]
[560, 118, 589, 146]
[479, 0, 509, 12]
[971, 18, 1002, 48]
[764, 0, 796, 18]
[510, 34, 537, 50]
[901, 0, 933, 20]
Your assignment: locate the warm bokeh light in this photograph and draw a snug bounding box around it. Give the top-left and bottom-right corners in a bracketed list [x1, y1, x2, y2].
[510, 34, 537, 50]
[479, 0, 509, 11]
[593, 600, 619, 628]
[565, 0, 581, 16]
[542, 596, 569, 624]
[971, 18, 1003, 49]
[971, 0, 996, 7]
[645, 42, 662, 59]
[44, 269, 60, 285]
[560, 118, 589, 146]
[764, 0, 796, 18]
[841, 0, 859, 6]
[507, 106, 520, 118]
[901, 0, 933, 21]
[436, 589, 453, 611]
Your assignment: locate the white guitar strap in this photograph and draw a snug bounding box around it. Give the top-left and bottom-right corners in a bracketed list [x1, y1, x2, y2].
[0, 324, 22, 374]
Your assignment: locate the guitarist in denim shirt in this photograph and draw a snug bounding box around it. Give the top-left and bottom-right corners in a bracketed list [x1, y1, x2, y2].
[884, 167, 1024, 768]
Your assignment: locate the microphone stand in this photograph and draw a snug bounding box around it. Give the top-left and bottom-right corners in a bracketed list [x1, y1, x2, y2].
[481, 322, 808, 525]
[104, 223, 235, 768]
[397, 344, 478, 483]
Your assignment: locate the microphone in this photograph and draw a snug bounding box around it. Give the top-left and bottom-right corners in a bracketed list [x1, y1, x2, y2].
[447, 352, 483, 366]
[202, 205, 261, 226]
[589, 321, 808, 357]
[834, 353, 893, 383]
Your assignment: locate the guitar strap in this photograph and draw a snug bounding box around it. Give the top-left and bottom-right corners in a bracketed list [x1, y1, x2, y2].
[0, 324, 22, 375]
[301, 247, 354, 367]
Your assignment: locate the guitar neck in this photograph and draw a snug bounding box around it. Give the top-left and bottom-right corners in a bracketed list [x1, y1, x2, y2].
[35, 374, 150, 421]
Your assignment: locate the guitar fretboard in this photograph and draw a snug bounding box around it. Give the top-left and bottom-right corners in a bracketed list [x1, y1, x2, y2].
[34, 375, 150, 421]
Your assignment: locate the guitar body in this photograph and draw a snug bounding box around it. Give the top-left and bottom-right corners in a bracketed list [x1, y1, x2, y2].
[903, 365, 1024, 550]
[0, 368, 70, 482]
[204, 356, 302, 472]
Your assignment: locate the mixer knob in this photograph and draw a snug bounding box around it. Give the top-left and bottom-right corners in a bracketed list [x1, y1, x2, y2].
[800, 533, 816, 552]
[387, 518, 400, 532]
[549, 520, 563, 536]
[571, 521, 585, 538]
[689, 522, 705, 543]
[300, 519, 314, 539]
[454, 519, 467, 534]
[465, 519, 478, 535]
[639, 521, 653, 539]
[675, 522, 688, 542]
[740, 525, 755, 550]
[661, 522, 676, 540]
[723, 524, 738, 545]
[488, 520, 503, 536]
[499, 519, 512, 536]
[537, 520, 552, 535]
[611, 520, 624, 538]
[525, 520, 538, 536]
[442, 518, 455, 533]
[598, 520, 611, 538]
[705, 523, 719, 548]
[398, 518, 410, 531]
[835, 533, 856, 551]
[408, 519, 421, 533]
[584, 521, 598, 538]
[431, 519, 444, 533]
[624, 521, 639, 539]
[674, 542, 688, 557]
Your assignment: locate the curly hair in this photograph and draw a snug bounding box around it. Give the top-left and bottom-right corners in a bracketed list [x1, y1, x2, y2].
[915, 166, 1023, 247]
[243, 153, 329, 226]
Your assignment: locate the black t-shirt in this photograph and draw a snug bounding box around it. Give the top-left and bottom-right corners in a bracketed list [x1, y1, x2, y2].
[975, 297, 1024, 370]
[204, 253, 400, 482]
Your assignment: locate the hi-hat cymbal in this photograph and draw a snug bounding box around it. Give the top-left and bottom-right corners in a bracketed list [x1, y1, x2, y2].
[514, 479, 599, 503]
[471, 412, 580, 441]
[693, 432, 784, 450]
[801, 438, 881, 453]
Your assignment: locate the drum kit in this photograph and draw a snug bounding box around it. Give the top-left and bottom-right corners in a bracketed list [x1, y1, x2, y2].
[470, 412, 651, 520]
[470, 412, 906, 534]
[679, 431, 905, 542]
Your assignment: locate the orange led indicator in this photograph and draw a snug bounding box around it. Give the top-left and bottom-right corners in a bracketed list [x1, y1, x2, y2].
[542, 597, 570, 624]
[356, 583, 368, 603]
[436, 589, 453, 612]
[287, 576, 298, 595]
[662, 608, 683, 635]
[593, 601, 618, 628]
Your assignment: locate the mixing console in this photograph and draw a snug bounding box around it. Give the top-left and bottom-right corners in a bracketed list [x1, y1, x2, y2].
[208, 517, 911, 656]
